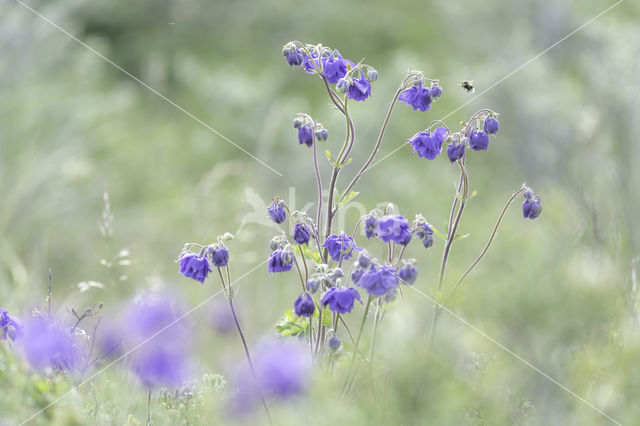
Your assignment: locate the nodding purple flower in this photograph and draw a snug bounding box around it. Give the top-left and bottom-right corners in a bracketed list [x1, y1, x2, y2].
[483, 117, 499, 135]
[328, 336, 341, 352]
[356, 265, 399, 297]
[346, 73, 371, 102]
[297, 124, 314, 148]
[178, 252, 212, 283]
[322, 50, 349, 84]
[211, 246, 229, 268]
[398, 264, 418, 285]
[522, 191, 542, 220]
[358, 252, 371, 268]
[303, 51, 321, 74]
[364, 215, 378, 239]
[469, 128, 490, 151]
[268, 247, 294, 273]
[293, 223, 311, 246]
[416, 224, 434, 249]
[321, 286, 362, 314]
[307, 278, 320, 293]
[294, 292, 315, 317]
[447, 142, 465, 163]
[322, 232, 356, 262]
[406, 127, 447, 160]
[267, 200, 287, 224]
[124, 294, 189, 388]
[399, 82, 432, 112]
[20, 317, 81, 373]
[430, 85, 443, 99]
[315, 128, 329, 141]
[283, 47, 304, 67]
[0, 309, 22, 341]
[351, 266, 365, 285]
[377, 215, 412, 246]
[239, 340, 311, 406]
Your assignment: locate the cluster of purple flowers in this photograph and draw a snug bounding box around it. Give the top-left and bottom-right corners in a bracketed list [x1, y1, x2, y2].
[178, 244, 230, 283]
[282, 43, 377, 103]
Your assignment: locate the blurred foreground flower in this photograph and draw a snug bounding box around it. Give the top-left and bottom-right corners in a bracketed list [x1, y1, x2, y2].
[20, 317, 82, 373]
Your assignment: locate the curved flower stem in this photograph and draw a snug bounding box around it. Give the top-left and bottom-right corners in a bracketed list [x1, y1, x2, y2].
[284, 206, 310, 292]
[335, 84, 404, 210]
[218, 268, 272, 425]
[427, 156, 469, 352]
[146, 390, 152, 426]
[341, 294, 373, 396]
[449, 185, 527, 296]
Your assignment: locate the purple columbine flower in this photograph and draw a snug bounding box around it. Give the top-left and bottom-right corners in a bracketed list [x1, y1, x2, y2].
[322, 232, 356, 262]
[447, 142, 465, 163]
[267, 200, 287, 224]
[293, 223, 311, 246]
[267, 248, 294, 273]
[298, 124, 314, 147]
[20, 317, 81, 373]
[399, 82, 432, 111]
[406, 127, 447, 160]
[377, 215, 412, 246]
[484, 117, 499, 135]
[351, 266, 365, 285]
[346, 73, 371, 102]
[469, 128, 490, 151]
[211, 246, 229, 268]
[178, 252, 212, 283]
[283, 47, 304, 67]
[398, 264, 418, 285]
[315, 128, 328, 141]
[356, 265, 399, 297]
[294, 292, 315, 317]
[358, 252, 371, 268]
[321, 286, 362, 314]
[522, 191, 542, 220]
[322, 50, 349, 84]
[416, 224, 434, 249]
[303, 51, 321, 74]
[0, 309, 22, 341]
[364, 215, 377, 239]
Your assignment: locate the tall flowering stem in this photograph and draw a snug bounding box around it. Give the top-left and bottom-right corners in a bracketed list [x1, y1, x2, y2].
[341, 294, 373, 396]
[217, 267, 272, 424]
[449, 185, 528, 295]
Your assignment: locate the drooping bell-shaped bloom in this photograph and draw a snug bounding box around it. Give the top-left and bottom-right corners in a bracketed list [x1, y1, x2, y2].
[293, 223, 311, 246]
[406, 127, 447, 160]
[398, 264, 418, 285]
[447, 142, 465, 163]
[297, 124, 314, 147]
[267, 248, 294, 273]
[267, 200, 287, 224]
[320, 286, 362, 314]
[346, 73, 371, 102]
[469, 128, 490, 151]
[322, 232, 356, 262]
[356, 265, 399, 297]
[483, 117, 499, 134]
[399, 82, 432, 111]
[211, 246, 229, 268]
[178, 252, 212, 283]
[294, 292, 315, 318]
[0, 309, 22, 341]
[321, 50, 349, 84]
[377, 215, 412, 246]
[522, 190, 542, 220]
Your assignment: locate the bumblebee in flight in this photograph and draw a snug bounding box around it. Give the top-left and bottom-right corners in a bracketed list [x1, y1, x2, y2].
[460, 80, 475, 93]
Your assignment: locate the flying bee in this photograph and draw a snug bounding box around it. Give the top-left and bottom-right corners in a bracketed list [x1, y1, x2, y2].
[460, 80, 475, 93]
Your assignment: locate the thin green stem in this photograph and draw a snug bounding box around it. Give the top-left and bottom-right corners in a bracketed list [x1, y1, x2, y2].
[342, 295, 373, 396]
[449, 186, 527, 296]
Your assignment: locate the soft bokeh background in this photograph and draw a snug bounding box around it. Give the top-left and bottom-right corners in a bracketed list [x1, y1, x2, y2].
[2, 0, 640, 424]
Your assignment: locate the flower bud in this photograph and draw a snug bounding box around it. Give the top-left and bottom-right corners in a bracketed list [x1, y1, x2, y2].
[307, 278, 320, 293]
[383, 288, 398, 303]
[336, 78, 350, 93]
[483, 116, 499, 135]
[328, 336, 341, 352]
[316, 128, 328, 142]
[332, 268, 344, 279]
[358, 253, 371, 268]
[367, 68, 378, 81]
[293, 117, 304, 129]
[430, 85, 443, 99]
[211, 246, 229, 268]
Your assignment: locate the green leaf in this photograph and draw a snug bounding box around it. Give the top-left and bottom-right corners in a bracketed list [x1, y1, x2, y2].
[294, 244, 322, 264]
[325, 150, 339, 168]
[431, 225, 448, 241]
[453, 233, 470, 240]
[276, 309, 309, 337]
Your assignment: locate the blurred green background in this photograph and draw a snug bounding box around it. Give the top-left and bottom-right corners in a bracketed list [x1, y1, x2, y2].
[2, 0, 640, 424]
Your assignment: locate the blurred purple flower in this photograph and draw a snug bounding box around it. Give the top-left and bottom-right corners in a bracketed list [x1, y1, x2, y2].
[356, 265, 399, 297]
[20, 317, 81, 373]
